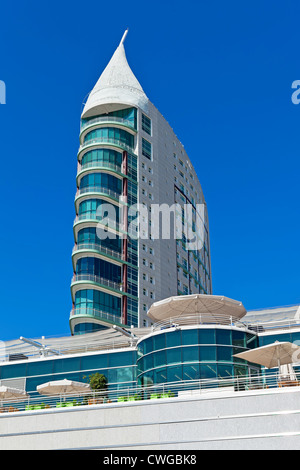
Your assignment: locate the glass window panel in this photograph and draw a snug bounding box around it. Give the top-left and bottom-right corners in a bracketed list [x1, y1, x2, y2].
[232, 330, 245, 347]
[217, 346, 232, 362]
[108, 366, 134, 384]
[141, 371, 153, 387]
[153, 333, 165, 351]
[166, 330, 181, 348]
[144, 353, 153, 371]
[117, 367, 134, 383]
[0, 363, 27, 380]
[52, 357, 81, 374]
[217, 364, 233, 379]
[216, 329, 231, 345]
[200, 363, 217, 380]
[182, 346, 199, 363]
[167, 365, 182, 382]
[166, 347, 182, 365]
[183, 364, 200, 381]
[291, 332, 300, 344]
[80, 354, 108, 371]
[143, 337, 153, 354]
[153, 350, 166, 368]
[198, 329, 215, 344]
[200, 346, 216, 362]
[260, 333, 290, 347]
[27, 359, 54, 376]
[154, 367, 167, 383]
[181, 329, 199, 345]
[108, 351, 134, 367]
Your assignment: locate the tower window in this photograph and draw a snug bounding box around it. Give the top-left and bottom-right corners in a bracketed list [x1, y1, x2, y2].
[142, 113, 152, 135]
[142, 138, 152, 160]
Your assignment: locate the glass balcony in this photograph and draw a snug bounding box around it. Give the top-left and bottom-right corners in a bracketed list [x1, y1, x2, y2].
[78, 137, 135, 156]
[75, 185, 121, 201]
[73, 214, 122, 233]
[70, 307, 123, 326]
[72, 243, 123, 261]
[79, 160, 124, 175]
[72, 274, 123, 292]
[80, 115, 137, 133]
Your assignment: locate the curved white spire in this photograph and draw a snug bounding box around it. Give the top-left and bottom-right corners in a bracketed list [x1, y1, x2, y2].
[82, 30, 148, 118]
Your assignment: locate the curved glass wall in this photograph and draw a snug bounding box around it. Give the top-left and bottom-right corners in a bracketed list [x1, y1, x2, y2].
[81, 107, 137, 131]
[81, 149, 123, 169]
[84, 127, 134, 149]
[79, 173, 122, 195]
[76, 257, 121, 285]
[137, 327, 258, 386]
[77, 227, 121, 254]
[78, 199, 120, 225]
[74, 289, 121, 322]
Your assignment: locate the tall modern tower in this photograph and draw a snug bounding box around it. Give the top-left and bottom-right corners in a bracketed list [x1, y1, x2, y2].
[70, 31, 212, 335]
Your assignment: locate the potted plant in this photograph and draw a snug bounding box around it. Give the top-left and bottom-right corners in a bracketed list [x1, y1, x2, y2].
[87, 373, 108, 404]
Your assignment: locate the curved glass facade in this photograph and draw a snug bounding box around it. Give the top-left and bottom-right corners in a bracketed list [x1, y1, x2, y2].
[74, 289, 121, 318]
[71, 107, 139, 334]
[137, 327, 258, 386]
[81, 148, 123, 168]
[78, 199, 120, 224]
[76, 257, 121, 285]
[79, 173, 122, 195]
[84, 127, 134, 149]
[77, 227, 121, 254]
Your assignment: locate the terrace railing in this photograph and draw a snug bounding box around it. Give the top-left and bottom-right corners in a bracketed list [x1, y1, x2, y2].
[1, 371, 299, 414]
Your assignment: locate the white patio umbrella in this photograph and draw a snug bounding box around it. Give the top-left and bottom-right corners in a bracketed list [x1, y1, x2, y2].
[233, 341, 300, 370]
[0, 386, 28, 401]
[148, 294, 246, 322]
[0, 386, 29, 409]
[37, 379, 91, 397]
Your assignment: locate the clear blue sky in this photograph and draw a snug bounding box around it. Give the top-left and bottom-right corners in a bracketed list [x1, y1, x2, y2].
[0, 0, 299, 340]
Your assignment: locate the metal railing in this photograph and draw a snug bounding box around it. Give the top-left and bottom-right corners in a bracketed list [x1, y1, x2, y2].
[1, 371, 299, 414]
[70, 307, 123, 325]
[79, 161, 123, 174]
[79, 137, 135, 155]
[244, 318, 300, 333]
[72, 274, 122, 292]
[80, 116, 136, 132]
[73, 214, 122, 232]
[72, 243, 123, 260]
[152, 314, 248, 332]
[76, 186, 121, 200]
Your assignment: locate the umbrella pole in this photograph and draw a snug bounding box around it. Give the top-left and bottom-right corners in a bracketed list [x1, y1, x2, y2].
[277, 347, 281, 383]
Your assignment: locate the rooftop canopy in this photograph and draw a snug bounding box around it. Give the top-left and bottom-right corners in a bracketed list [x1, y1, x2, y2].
[147, 294, 247, 322]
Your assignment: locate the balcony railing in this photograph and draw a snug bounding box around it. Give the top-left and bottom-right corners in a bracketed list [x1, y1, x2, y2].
[80, 116, 136, 133]
[72, 243, 123, 260]
[79, 161, 124, 175]
[73, 214, 122, 232]
[1, 371, 299, 414]
[70, 307, 123, 325]
[78, 137, 134, 155]
[152, 313, 247, 332]
[75, 186, 121, 201]
[72, 274, 122, 292]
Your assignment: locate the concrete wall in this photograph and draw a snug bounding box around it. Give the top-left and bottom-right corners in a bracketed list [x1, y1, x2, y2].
[1, 387, 300, 449]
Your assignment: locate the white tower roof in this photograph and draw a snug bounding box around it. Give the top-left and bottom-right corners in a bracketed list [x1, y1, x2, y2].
[81, 30, 149, 118]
